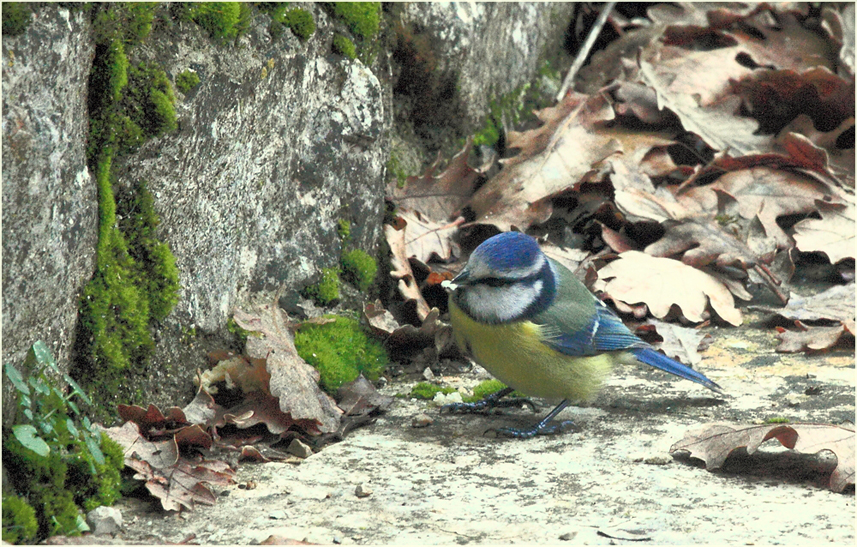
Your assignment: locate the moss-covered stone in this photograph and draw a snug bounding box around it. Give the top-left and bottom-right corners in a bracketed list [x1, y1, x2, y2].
[303, 267, 341, 305]
[189, 2, 251, 43]
[332, 33, 356, 60]
[331, 2, 380, 39]
[294, 315, 387, 393]
[175, 69, 201, 94]
[1, 2, 32, 36]
[281, 7, 315, 41]
[341, 249, 377, 292]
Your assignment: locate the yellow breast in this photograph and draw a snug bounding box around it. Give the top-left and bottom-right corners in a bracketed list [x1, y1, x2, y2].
[449, 298, 613, 401]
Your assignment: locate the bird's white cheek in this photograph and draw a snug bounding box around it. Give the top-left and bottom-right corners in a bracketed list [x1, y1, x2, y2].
[460, 281, 542, 323]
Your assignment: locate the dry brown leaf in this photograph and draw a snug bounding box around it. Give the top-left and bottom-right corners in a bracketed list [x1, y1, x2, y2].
[669, 422, 855, 492]
[634, 319, 714, 367]
[234, 305, 342, 435]
[638, 56, 770, 155]
[731, 11, 838, 73]
[464, 92, 675, 232]
[384, 220, 432, 321]
[750, 282, 856, 334]
[775, 323, 855, 353]
[595, 251, 742, 326]
[676, 166, 844, 248]
[793, 200, 856, 263]
[777, 115, 855, 189]
[387, 140, 484, 222]
[99, 421, 235, 511]
[395, 207, 458, 264]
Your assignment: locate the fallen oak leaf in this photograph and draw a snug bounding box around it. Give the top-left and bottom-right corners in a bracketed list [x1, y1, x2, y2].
[775, 322, 855, 353]
[669, 422, 855, 493]
[595, 251, 742, 326]
[793, 199, 856, 264]
[634, 319, 713, 367]
[749, 282, 856, 334]
[234, 305, 342, 435]
[384, 220, 432, 322]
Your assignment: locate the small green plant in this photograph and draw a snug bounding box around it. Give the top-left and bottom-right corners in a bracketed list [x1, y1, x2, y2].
[337, 218, 352, 246]
[764, 417, 790, 424]
[175, 69, 201, 94]
[410, 382, 456, 400]
[189, 2, 251, 43]
[281, 7, 315, 41]
[226, 317, 250, 348]
[123, 61, 177, 140]
[303, 267, 341, 305]
[2, 341, 124, 542]
[294, 315, 387, 393]
[341, 249, 377, 291]
[331, 2, 380, 39]
[332, 33, 356, 59]
[2, 2, 31, 36]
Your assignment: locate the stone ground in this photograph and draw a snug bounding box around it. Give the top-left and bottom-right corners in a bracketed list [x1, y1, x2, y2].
[103, 309, 855, 546]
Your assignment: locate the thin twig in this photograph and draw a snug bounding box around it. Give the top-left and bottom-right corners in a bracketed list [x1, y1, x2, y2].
[556, 2, 617, 102]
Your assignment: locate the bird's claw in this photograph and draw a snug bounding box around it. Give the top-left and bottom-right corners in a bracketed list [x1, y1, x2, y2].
[483, 419, 577, 439]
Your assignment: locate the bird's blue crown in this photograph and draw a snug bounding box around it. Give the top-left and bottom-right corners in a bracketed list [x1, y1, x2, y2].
[470, 231, 543, 273]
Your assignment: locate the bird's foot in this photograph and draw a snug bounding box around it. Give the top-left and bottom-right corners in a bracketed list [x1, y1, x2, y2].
[484, 419, 577, 439]
[440, 387, 536, 415]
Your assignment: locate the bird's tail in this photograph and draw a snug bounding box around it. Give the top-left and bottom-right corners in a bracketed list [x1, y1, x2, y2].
[630, 347, 723, 394]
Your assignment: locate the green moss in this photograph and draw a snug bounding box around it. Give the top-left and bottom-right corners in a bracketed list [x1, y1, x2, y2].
[281, 8, 315, 41]
[332, 33, 356, 60]
[336, 219, 352, 246]
[764, 417, 790, 424]
[226, 317, 250, 348]
[331, 2, 380, 39]
[190, 2, 251, 43]
[386, 152, 408, 187]
[303, 267, 341, 305]
[294, 315, 387, 393]
[2, 494, 38, 544]
[175, 69, 201, 95]
[410, 382, 456, 400]
[92, 2, 156, 47]
[2, 2, 31, 36]
[116, 180, 180, 321]
[122, 61, 177, 142]
[341, 249, 377, 292]
[76, 19, 181, 410]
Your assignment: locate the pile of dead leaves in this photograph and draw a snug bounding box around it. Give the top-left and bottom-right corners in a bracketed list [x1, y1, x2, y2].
[99, 304, 393, 511]
[385, 3, 854, 351]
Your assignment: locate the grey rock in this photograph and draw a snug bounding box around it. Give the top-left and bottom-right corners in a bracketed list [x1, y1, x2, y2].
[411, 413, 433, 428]
[286, 438, 313, 459]
[86, 506, 123, 536]
[354, 483, 373, 498]
[1, 6, 96, 424]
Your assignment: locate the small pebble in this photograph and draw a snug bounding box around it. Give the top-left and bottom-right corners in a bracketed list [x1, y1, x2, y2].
[558, 532, 577, 541]
[411, 413, 434, 428]
[86, 506, 123, 536]
[644, 455, 672, 465]
[333, 536, 342, 544]
[269, 509, 288, 520]
[422, 367, 436, 380]
[432, 391, 463, 405]
[287, 438, 313, 458]
[355, 484, 373, 498]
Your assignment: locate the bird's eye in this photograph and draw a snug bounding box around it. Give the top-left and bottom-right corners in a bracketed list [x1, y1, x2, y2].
[480, 277, 509, 287]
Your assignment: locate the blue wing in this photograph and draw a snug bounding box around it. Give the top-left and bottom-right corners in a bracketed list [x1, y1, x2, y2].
[541, 302, 646, 356]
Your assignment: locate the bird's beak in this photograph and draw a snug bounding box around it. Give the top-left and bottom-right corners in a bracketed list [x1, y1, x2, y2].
[441, 269, 469, 291]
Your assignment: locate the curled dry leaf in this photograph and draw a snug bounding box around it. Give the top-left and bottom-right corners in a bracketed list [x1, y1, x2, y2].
[233, 305, 342, 435]
[387, 139, 484, 222]
[793, 200, 856, 264]
[595, 251, 741, 326]
[384, 221, 432, 322]
[749, 282, 856, 334]
[99, 421, 235, 511]
[634, 319, 713, 367]
[669, 422, 855, 493]
[775, 323, 855, 353]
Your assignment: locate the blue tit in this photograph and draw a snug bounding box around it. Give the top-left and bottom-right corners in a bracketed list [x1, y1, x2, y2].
[442, 231, 723, 439]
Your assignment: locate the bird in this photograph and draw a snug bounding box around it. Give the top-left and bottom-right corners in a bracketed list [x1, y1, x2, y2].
[441, 231, 723, 439]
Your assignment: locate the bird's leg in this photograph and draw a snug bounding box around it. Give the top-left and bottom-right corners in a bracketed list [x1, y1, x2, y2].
[441, 387, 536, 414]
[485, 399, 576, 439]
